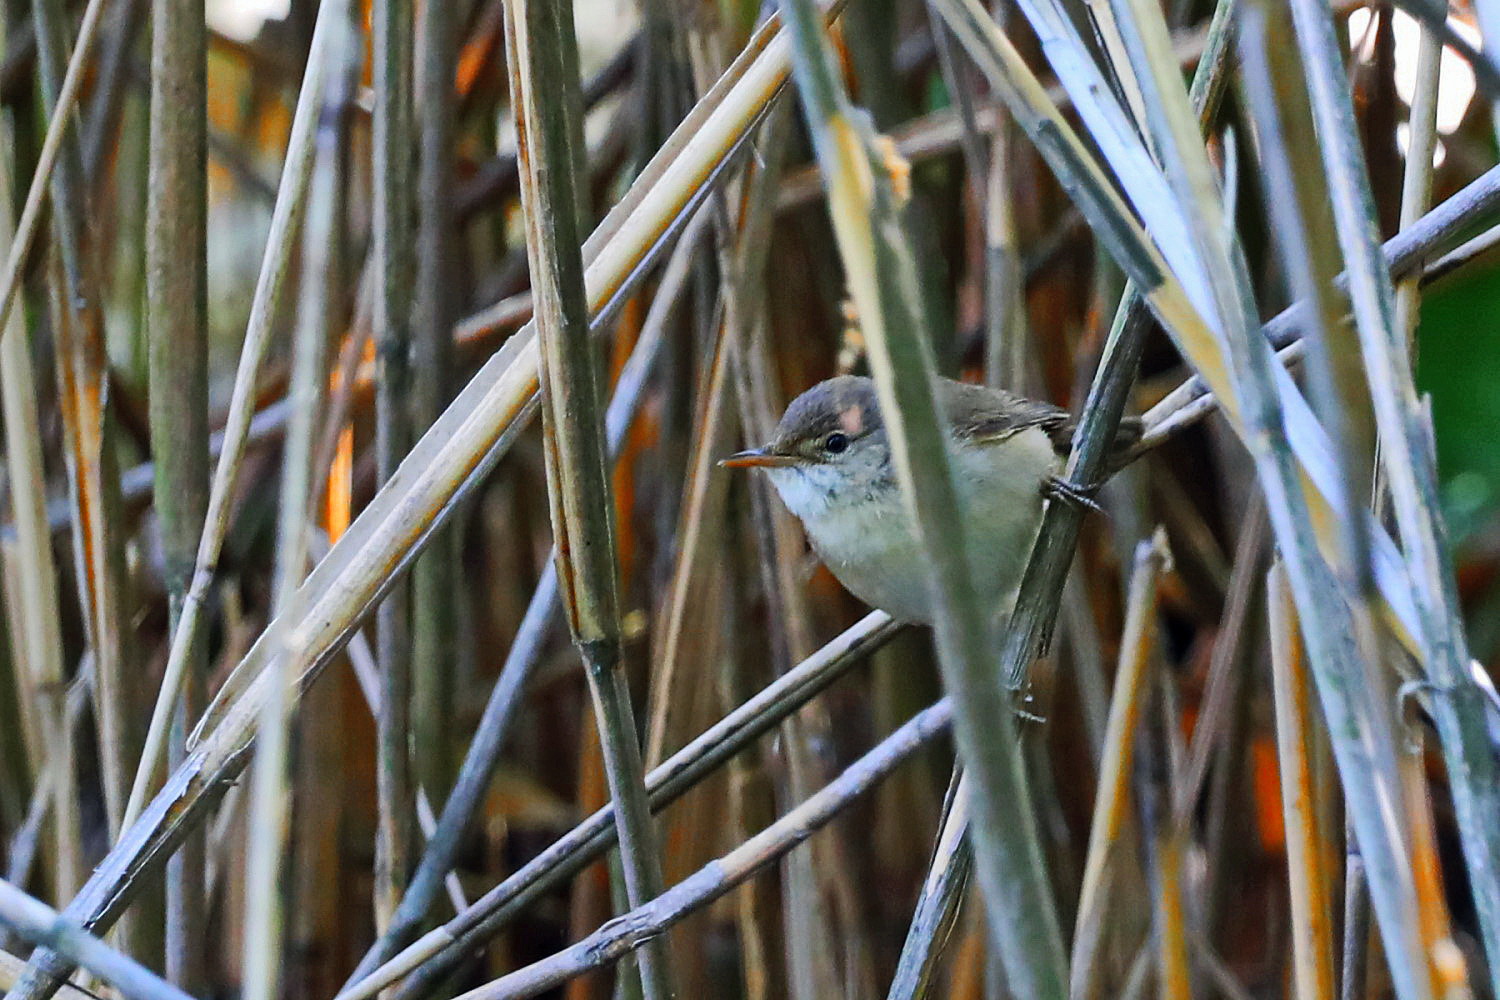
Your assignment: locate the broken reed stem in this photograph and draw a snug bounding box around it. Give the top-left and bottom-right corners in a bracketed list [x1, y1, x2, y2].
[507, 0, 675, 994]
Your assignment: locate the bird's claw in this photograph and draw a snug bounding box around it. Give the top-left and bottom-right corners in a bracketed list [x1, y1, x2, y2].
[1042, 475, 1102, 513]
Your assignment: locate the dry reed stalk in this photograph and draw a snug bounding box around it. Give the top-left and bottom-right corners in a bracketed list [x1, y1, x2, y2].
[1268, 562, 1337, 1000]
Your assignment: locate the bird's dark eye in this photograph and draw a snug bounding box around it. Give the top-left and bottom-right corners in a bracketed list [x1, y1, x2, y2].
[824, 432, 850, 454]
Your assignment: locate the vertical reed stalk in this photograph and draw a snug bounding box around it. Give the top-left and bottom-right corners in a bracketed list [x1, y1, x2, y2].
[410, 0, 460, 800]
[122, 0, 344, 831]
[506, 0, 676, 995]
[372, 0, 415, 937]
[145, 0, 207, 980]
[0, 0, 111, 343]
[1071, 533, 1168, 1000]
[1268, 562, 1336, 1000]
[31, 0, 135, 847]
[0, 1, 75, 902]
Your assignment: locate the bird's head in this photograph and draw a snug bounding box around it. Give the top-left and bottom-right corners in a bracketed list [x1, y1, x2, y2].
[720, 376, 894, 518]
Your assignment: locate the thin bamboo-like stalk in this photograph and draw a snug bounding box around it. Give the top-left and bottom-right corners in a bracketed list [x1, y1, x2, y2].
[121, 0, 347, 831]
[1071, 533, 1168, 1000]
[79, 0, 141, 181]
[0, 27, 75, 900]
[144, 0, 207, 980]
[443, 699, 955, 1000]
[1139, 696, 1190, 1000]
[241, 8, 354, 1000]
[1171, 502, 1264, 823]
[508, 0, 675, 989]
[1268, 562, 1337, 1000]
[1342, 838, 1371, 1000]
[339, 612, 901, 1000]
[371, 0, 415, 934]
[643, 316, 736, 770]
[0, 883, 193, 1000]
[1385, 33, 1471, 992]
[2, 663, 89, 898]
[982, 89, 1026, 391]
[777, 0, 1068, 994]
[409, 0, 459, 800]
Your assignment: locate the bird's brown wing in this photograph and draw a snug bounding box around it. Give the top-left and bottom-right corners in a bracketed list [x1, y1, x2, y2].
[942, 379, 1143, 465]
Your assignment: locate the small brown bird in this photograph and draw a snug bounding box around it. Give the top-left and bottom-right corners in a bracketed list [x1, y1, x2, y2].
[722, 375, 1141, 623]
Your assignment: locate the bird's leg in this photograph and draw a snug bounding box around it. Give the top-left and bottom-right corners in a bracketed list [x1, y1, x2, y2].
[1041, 475, 1102, 513]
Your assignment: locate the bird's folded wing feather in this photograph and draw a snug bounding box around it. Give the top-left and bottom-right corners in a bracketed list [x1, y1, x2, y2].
[940, 379, 1142, 461]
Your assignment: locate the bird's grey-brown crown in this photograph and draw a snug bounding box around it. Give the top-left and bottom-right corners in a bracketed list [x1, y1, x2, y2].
[772, 375, 883, 452]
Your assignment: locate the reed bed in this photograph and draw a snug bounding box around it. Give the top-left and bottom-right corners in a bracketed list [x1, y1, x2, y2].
[4, 0, 1500, 996]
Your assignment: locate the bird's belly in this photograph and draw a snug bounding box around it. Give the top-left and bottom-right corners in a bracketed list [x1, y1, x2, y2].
[807, 499, 933, 623]
[805, 462, 1048, 625]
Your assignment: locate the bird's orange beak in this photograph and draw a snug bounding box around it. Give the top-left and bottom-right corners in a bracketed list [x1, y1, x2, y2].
[720, 447, 799, 469]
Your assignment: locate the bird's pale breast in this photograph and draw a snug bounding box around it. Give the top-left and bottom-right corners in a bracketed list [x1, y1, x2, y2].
[778, 426, 1058, 624]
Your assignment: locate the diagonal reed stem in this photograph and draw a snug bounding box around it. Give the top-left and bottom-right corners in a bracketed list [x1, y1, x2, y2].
[443, 699, 955, 1000]
[339, 612, 901, 1000]
[0, 882, 193, 1000]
